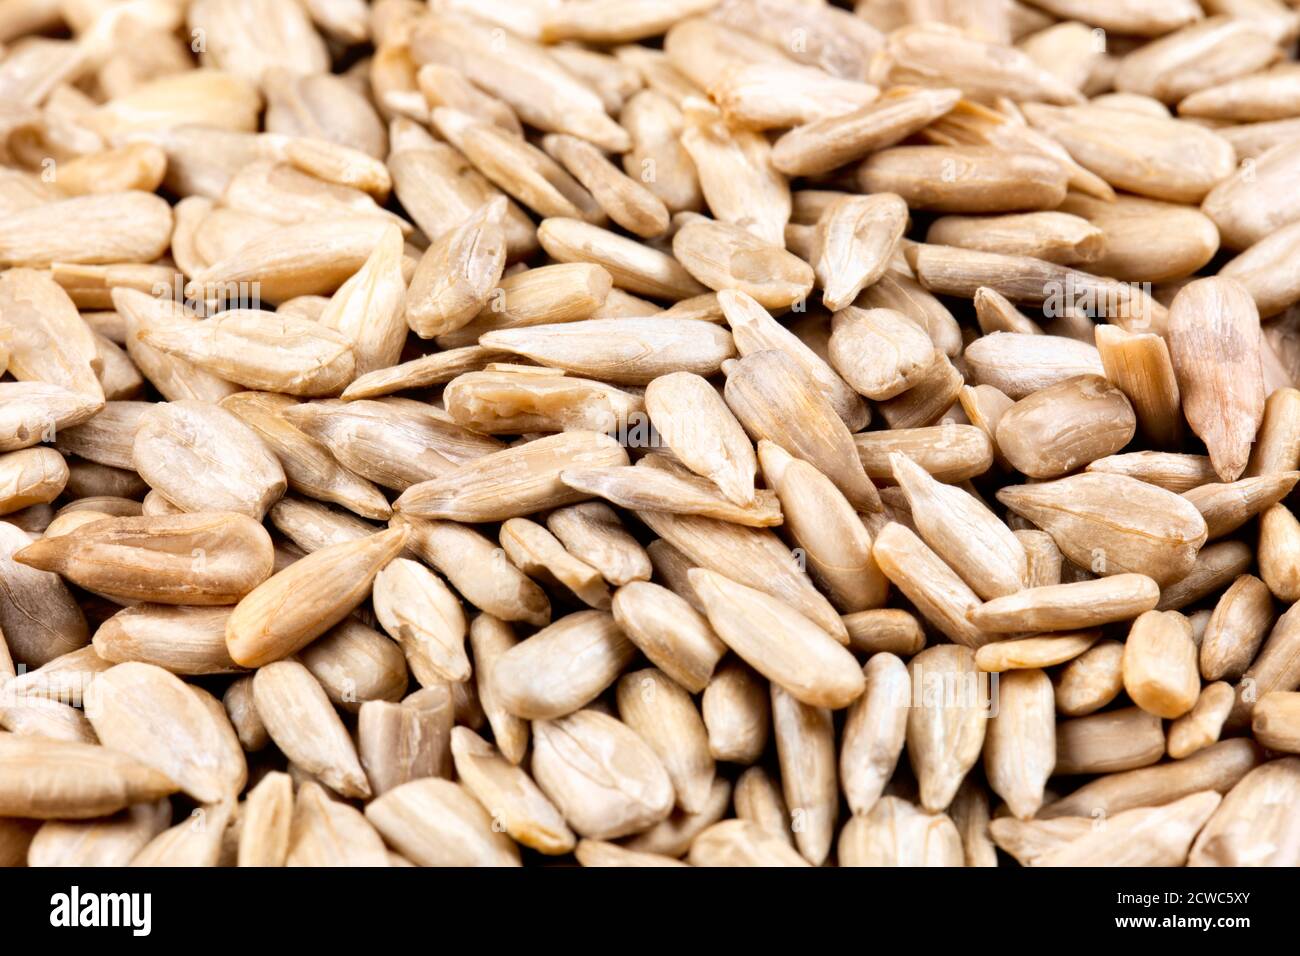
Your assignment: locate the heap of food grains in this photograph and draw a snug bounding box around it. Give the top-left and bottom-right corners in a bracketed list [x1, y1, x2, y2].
[2, 0, 1300, 868]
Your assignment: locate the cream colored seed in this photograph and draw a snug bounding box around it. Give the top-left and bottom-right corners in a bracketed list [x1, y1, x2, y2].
[636, 510, 846, 639]
[1184, 472, 1300, 539]
[1169, 682, 1237, 760]
[225, 526, 409, 667]
[701, 658, 769, 765]
[890, 452, 1026, 601]
[997, 375, 1137, 479]
[617, 668, 715, 815]
[1041, 738, 1262, 820]
[451, 727, 574, 855]
[872, 522, 997, 649]
[561, 463, 781, 528]
[610, 582, 725, 694]
[689, 568, 864, 710]
[906, 644, 988, 812]
[840, 653, 909, 816]
[759, 442, 888, 614]
[253, 660, 370, 799]
[15, 512, 273, 606]
[972, 575, 1162, 633]
[298, 620, 409, 714]
[1188, 758, 1300, 867]
[285, 780, 390, 867]
[492, 610, 634, 721]
[373, 557, 470, 684]
[719, 289, 870, 432]
[997, 473, 1208, 587]
[531, 709, 674, 841]
[673, 215, 814, 310]
[1054, 639, 1127, 717]
[1123, 610, 1201, 719]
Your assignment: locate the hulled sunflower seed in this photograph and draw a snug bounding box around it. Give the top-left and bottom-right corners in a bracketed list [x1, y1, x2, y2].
[225, 526, 409, 667]
[15, 511, 273, 605]
[253, 660, 369, 798]
[690, 569, 864, 710]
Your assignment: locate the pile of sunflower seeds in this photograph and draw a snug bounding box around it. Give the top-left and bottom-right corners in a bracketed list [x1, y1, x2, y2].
[2, 0, 1300, 868]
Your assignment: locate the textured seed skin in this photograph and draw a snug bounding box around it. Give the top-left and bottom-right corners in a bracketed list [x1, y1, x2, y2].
[226, 526, 410, 667]
[4, 1, 1300, 871]
[15, 512, 274, 606]
[906, 645, 988, 812]
[133, 401, 287, 519]
[531, 710, 675, 840]
[997, 473, 1208, 587]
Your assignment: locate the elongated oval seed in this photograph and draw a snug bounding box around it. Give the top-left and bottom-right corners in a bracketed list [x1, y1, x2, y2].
[770, 684, 837, 866]
[759, 442, 888, 613]
[531, 709, 675, 840]
[0, 448, 69, 514]
[995, 375, 1137, 479]
[1201, 574, 1274, 681]
[829, 307, 936, 401]
[906, 644, 988, 812]
[87, 662, 246, 803]
[610, 582, 725, 694]
[1167, 277, 1266, 482]
[637, 510, 847, 639]
[840, 653, 909, 816]
[1053, 639, 1125, 717]
[364, 777, 520, 867]
[451, 727, 574, 855]
[139, 310, 356, 397]
[890, 452, 1026, 600]
[493, 611, 634, 720]
[398, 517, 550, 628]
[857, 145, 1068, 213]
[133, 400, 286, 519]
[720, 289, 870, 432]
[404, 198, 507, 338]
[14, 512, 273, 605]
[0, 382, 103, 452]
[689, 569, 864, 710]
[1042, 737, 1262, 820]
[855, 425, 994, 484]
[617, 669, 715, 815]
[1122, 610, 1200, 720]
[814, 193, 908, 311]
[962, 332, 1105, 400]
[701, 659, 770, 765]
[1184, 472, 1300, 540]
[972, 575, 1161, 633]
[253, 660, 370, 799]
[28, 800, 171, 868]
[283, 779, 390, 867]
[724, 349, 879, 512]
[560, 464, 781, 527]
[1055, 706, 1166, 775]
[672, 216, 813, 310]
[93, 605, 241, 676]
[0, 735, 177, 820]
[219, 391, 392, 520]
[984, 668, 1055, 819]
[997, 473, 1208, 587]
[1168, 682, 1236, 760]
[372, 557, 469, 684]
[872, 522, 998, 648]
[1187, 758, 1300, 867]
[225, 526, 409, 667]
[393, 430, 629, 521]
[643, 371, 757, 507]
